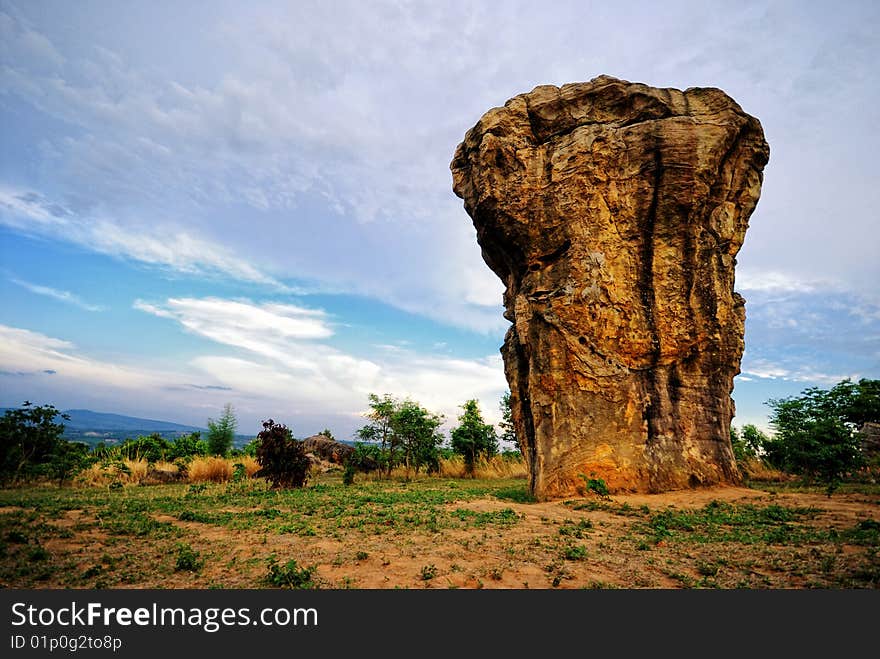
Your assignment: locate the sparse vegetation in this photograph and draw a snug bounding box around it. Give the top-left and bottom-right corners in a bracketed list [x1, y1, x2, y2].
[0, 471, 876, 589]
[174, 542, 204, 572]
[265, 555, 316, 589]
[1, 382, 877, 590]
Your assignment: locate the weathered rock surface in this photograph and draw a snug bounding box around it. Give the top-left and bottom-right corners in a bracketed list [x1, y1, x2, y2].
[302, 435, 354, 465]
[451, 75, 769, 499]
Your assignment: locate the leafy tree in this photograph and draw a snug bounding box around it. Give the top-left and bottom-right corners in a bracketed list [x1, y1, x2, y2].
[765, 378, 878, 493]
[499, 390, 518, 452]
[355, 394, 445, 477]
[119, 433, 170, 462]
[391, 399, 444, 475]
[357, 394, 400, 476]
[240, 437, 262, 457]
[254, 419, 310, 488]
[730, 424, 769, 463]
[168, 432, 209, 460]
[450, 399, 498, 476]
[0, 402, 70, 484]
[317, 428, 335, 440]
[47, 440, 90, 486]
[207, 403, 237, 456]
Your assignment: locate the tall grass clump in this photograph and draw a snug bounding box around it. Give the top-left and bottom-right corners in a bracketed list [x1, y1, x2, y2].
[439, 454, 527, 479]
[188, 456, 261, 483]
[738, 457, 791, 483]
[75, 458, 151, 487]
[188, 457, 233, 483]
[362, 453, 527, 481]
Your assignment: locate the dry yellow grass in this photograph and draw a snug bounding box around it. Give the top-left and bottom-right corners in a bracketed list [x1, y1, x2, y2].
[188, 456, 233, 482]
[75, 456, 260, 486]
[238, 456, 261, 478]
[370, 454, 528, 481]
[440, 454, 528, 479]
[739, 457, 790, 483]
[74, 458, 152, 487]
[188, 456, 261, 482]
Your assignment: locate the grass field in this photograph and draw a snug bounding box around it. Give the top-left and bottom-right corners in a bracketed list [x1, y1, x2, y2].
[1, 471, 878, 589]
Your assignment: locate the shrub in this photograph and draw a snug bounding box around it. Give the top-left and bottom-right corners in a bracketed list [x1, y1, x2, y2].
[174, 543, 204, 572]
[580, 474, 610, 499]
[168, 432, 209, 460]
[118, 434, 170, 463]
[265, 555, 316, 589]
[342, 462, 356, 486]
[254, 420, 310, 488]
[0, 402, 71, 484]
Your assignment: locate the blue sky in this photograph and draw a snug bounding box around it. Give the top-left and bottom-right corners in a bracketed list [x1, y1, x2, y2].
[1, 0, 878, 442]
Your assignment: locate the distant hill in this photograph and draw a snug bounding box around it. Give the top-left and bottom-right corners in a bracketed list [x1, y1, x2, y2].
[60, 409, 202, 433]
[0, 406, 207, 447]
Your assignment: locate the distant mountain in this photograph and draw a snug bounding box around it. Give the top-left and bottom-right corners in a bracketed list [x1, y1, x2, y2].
[60, 409, 203, 433]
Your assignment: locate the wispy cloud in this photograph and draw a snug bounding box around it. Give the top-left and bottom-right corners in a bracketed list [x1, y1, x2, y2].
[10, 277, 105, 312]
[134, 297, 334, 344]
[136, 296, 508, 427]
[0, 324, 243, 423]
[736, 269, 828, 294]
[0, 186, 291, 290]
[740, 357, 858, 386]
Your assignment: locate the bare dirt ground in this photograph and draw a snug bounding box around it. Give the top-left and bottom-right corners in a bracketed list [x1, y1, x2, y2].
[3, 480, 878, 589]
[302, 486, 878, 589]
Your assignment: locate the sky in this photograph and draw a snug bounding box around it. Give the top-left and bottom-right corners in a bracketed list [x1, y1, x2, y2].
[1, 0, 878, 443]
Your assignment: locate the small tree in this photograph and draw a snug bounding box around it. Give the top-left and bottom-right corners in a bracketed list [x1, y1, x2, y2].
[168, 431, 209, 460]
[499, 391, 518, 452]
[357, 394, 400, 476]
[207, 403, 237, 456]
[765, 378, 877, 493]
[730, 424, 769, 463]
[0, 402, 70, 484]
[254, 419, 310, 488]
[119, 433, 170, 462]
[392, 399, 444, 476]
[451, 399, 498, 476]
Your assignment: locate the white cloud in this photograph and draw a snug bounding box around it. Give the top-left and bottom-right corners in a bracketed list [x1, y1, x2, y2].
[0, 186, 68, 227]
[0, 185, 290, 289]
[134, 297, 334, 345]
[736, 269, 827, 294]
[137, 295, 508, 428]
[10, 277, 104, 312]
[0, 325, 157, 390]
[740, 356, 859, 386]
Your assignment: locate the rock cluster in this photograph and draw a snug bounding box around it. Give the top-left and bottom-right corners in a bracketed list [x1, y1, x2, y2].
[451, 75, 769, 499]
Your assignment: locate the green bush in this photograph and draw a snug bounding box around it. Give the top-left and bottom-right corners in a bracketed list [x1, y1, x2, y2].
[264, 555, 316, 589]
[580, 474, 610, 499]
[168, 432, 209, 460]
[765, 378, 877, 493]
[174, 543, 204, 572]
[118, 434, 170, 463]
[0, 402, 87, 485]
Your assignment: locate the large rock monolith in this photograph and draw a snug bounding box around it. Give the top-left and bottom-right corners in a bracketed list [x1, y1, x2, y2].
[451, 75, 769, 499]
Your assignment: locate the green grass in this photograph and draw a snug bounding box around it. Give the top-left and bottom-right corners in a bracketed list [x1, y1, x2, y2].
[639, 500, 827, 545]
[2, 475, 877, 589]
